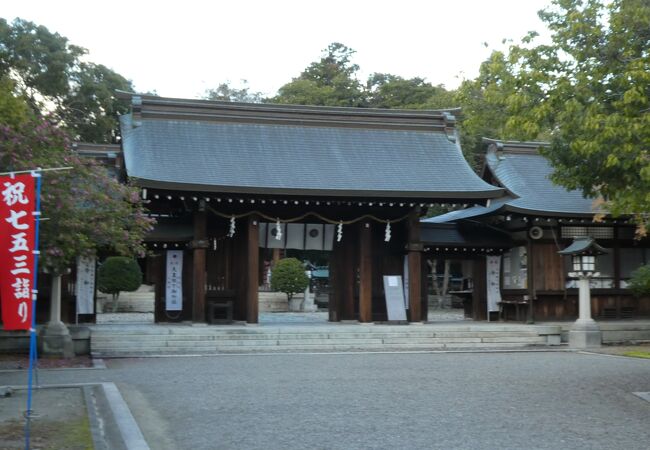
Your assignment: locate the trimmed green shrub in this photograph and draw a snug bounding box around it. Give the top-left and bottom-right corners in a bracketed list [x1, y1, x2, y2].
[271, 258, 309, 302]
[628, 264, 650, 297]
[97, 256, 142, 312]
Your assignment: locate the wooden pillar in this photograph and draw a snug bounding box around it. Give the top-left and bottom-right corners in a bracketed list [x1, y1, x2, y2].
[359, 222, 372, 322]
[246, 215, 259, 324]
[341, 238, 356, 320]
[472, 256, 487, 320]
[526, 239, 535, 324]
[328, 242, 341, 322]
[192, 209, 208, 323]
[407, 209, 422, 322]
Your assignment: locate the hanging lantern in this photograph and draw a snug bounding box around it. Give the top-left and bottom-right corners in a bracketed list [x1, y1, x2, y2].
[228, 216, 236, 237]
[337, 220, 343, 242]
[384, 221, 391, 242]
[275, 218, 282, 241]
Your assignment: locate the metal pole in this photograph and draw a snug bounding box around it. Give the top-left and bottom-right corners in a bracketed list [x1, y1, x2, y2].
[0, 167, 73, 176]
[25, 170, 43, 450]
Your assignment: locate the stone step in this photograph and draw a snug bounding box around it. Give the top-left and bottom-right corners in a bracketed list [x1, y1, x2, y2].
[89, 323, 561, 356]
[92, 341, 547, 357]
[89, 327, 552, 336]
[91, 335, 547, 352]
[91, 332, 544, 344]
[90, 334, 544, 345]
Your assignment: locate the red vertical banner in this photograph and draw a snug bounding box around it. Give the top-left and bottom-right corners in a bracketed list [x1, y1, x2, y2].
[0, 174, 36, 330]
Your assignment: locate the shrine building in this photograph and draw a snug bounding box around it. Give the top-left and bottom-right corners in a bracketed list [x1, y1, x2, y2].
[117, 93, 503, 324]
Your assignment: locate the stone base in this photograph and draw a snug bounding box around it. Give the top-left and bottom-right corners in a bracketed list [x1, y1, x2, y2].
[569, 329, 602, 348]
[39, 322, 74, 358]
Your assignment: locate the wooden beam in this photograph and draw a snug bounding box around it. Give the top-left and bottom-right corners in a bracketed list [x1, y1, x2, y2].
[246, 215, 259, 324]
[359, 222, 372, 322]
[407, 209, 422, 322]
[192, 210, 207, 323]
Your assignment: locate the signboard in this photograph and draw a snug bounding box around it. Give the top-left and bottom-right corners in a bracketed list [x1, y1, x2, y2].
[383, 275, 407, 321]
[0, 174, 36, 330]
[166, 250, 183, 311]
[75, 256, 96, 314]
[486, 255, 502, 317]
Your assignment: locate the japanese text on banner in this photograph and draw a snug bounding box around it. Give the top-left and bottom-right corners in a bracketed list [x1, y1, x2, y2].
[0, 174, 36, 330]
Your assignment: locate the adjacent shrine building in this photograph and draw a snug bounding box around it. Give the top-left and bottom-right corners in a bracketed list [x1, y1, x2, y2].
[425, 139, 650, 321]
[117, 93, 502, 324]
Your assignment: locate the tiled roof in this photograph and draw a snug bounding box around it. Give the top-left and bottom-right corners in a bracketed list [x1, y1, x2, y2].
[425, 140, 600, 223]
[484, 139, 597, 216]
[118, 93, 503, 200]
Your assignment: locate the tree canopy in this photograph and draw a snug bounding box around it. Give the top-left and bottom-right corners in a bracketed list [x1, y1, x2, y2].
[0, 18, 133, 143]
[270, 42, 457, 112]
[204, 80, 263, 103]
[0, 84, 153, 274]
[468, 0, 650, 235]
[272, 43, 366, 107]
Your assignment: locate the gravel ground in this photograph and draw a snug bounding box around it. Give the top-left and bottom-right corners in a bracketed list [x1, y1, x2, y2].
[1, 351, 649, 450]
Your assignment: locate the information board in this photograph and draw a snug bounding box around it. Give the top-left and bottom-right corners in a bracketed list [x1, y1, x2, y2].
[383, 275, 407, 321]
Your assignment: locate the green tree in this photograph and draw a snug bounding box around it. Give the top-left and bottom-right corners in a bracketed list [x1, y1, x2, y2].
[272, 42, 365, 107]
[204, 80, 263, 103]
[538, 0, 650, 235]
[480, 0, 650, 234]
[271, 258, 309, 302]
[366, 73, 455, 110]
[0, 115, 153, 275]
[628, 265, 650, 297]
[97, 257, 143, 312]
[0, 18, 133, 143]
[62, 62, 133, 143]
[0, 76, 30, 128]
[0, 18, 84, 107]
[452, 47, 545, 169]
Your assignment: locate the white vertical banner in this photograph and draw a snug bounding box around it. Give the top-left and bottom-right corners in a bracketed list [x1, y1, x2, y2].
[75, 256, 96, 314]
[166, 250, 183, 311]
[486, 255, 502, 315]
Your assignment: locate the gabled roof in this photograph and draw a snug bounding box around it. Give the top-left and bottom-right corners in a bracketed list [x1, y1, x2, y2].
[482, 139, 597, 216]
[558, 237, 609, 256]
[117, 93, 502, 200]
[423, 196, 512, 224]
[425, 139, 600, 223]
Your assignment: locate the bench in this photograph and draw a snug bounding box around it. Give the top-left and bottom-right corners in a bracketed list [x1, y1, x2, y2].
[498, 299, 529, 322]
[206, 290, 236, 324]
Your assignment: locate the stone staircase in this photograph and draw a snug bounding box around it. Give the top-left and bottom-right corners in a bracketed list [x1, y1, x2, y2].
[90, 323, 562, 357]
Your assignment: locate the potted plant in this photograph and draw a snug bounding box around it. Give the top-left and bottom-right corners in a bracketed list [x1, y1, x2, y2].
[97, 256, 142, 312]
[271, 258, 310, 311]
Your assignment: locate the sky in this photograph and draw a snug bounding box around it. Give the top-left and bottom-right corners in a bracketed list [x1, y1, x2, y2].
[4, 0, 553, 99]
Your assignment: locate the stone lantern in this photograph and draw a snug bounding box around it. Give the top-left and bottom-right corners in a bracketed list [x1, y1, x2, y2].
[559, 237, 609, 348]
